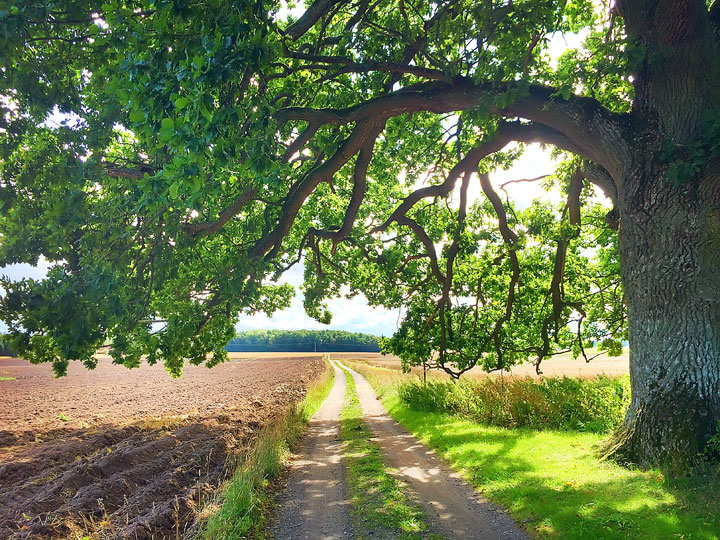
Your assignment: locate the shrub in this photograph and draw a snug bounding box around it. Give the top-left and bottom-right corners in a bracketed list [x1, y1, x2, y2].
[398, 375, 630, 433]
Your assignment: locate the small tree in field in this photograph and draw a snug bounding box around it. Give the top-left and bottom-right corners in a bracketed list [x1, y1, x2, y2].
[1, 0, 719, 470]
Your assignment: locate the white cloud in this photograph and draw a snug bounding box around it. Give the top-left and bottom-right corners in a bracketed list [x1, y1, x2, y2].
[235, 263, 401, 336]
[1, 259, 53, 282]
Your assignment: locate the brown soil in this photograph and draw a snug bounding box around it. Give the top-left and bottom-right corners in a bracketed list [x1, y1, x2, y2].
[0, 354, 324, 540]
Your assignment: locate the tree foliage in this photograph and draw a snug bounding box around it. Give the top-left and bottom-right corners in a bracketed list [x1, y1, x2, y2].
[0, 0, 630, 377]
[5, 0, 720, 470]
[0, 333, 14, 356]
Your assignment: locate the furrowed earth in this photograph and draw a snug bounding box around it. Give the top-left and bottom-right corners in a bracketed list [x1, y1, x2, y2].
[0, 353, 327, 540]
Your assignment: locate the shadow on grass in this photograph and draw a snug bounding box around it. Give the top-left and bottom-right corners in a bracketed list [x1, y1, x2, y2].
[390, 401, 720, 540]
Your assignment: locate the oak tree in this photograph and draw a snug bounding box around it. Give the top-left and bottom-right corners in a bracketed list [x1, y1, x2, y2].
[1, 0, 719, 470]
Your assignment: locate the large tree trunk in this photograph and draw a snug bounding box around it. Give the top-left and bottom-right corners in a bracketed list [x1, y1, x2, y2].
[607, 163, 720, 471]
[604, 0, 720, 471]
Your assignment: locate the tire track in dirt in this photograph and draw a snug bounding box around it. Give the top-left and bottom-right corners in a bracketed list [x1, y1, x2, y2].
[272, 362, 353, 540]
[339, 361, 528, 540]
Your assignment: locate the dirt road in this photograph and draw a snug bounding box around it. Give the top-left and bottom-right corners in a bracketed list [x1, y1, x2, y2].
[339, 361, 528, 540]
[273, 359, 527, 539]
[272, 362, 353, 540]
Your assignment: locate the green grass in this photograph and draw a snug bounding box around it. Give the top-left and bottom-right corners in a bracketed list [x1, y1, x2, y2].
[0, 376, 16, 381]
[300, 357, 337, 421]
[200, 357, 336, 539]
[337, 362, 439, 540]
[349, 361, 720, 540]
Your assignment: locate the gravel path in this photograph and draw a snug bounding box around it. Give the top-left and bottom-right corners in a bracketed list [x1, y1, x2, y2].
[272, 362, 353, 540]
[340, 361, 528, 540]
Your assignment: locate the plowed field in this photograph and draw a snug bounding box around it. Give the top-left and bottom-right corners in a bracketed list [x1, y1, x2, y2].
[0, 354, 324, 540]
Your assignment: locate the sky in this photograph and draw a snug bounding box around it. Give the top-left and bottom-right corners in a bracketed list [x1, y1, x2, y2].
[0, 25, 593, 338]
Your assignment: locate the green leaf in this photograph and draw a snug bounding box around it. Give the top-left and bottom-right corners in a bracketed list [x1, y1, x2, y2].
[200, 103, 213, 121]
[175, 97, 190, 110]
[129, 110, 145, 123]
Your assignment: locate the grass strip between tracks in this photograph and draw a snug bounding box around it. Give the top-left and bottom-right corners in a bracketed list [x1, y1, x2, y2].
[336, 362, 440, 540]
[346, 360, 720, 540]
[199, 356, 335, 539]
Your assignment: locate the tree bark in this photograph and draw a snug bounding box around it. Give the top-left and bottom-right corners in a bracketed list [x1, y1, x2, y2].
[607, 161, 720, 471]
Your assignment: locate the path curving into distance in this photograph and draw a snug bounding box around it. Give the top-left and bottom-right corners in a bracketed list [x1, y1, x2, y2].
[339, 360, 528, 540]
[272, 361, 353, 540]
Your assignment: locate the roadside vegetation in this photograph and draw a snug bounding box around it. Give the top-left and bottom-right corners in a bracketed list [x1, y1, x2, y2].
[337, 363, 438, 540]
[199, 357, 335, 539]
[398, 375, 630, 433]
[348, 361, 720, 540]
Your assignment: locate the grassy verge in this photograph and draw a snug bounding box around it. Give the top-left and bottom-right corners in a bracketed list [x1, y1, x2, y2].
[0, 376, 16, 381]
[347, 361, 720, 540]
[199, 357, 335, 539]
[337, 362, 438, 540]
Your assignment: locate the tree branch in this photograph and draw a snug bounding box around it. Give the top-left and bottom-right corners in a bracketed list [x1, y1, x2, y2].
[285, 0, 350, 40]
[375, 121, 581, 234]
[311, 135, 378, 253]
[277, 79, 631, 181]
[478, 172, 520, 370]
[183, 186, 258, 238]
[251, 120, 386, 259]
[284, 47, 448, 81]
[395, 215, 445, 284]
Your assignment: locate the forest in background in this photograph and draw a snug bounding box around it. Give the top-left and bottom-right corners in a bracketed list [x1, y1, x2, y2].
[227, 330, 380, 352]
[0, 335, 14, 356]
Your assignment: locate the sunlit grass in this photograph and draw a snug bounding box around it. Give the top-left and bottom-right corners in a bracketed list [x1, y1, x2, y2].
[349, 361, 720, 540]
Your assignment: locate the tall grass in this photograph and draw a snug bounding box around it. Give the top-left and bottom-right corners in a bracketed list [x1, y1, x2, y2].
[397, 374, 630, 432]
[199, 357, 335, 539]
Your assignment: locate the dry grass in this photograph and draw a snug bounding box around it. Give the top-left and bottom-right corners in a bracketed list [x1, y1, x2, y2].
[360, 348, 630, 380]
[197, 356, 336, 540]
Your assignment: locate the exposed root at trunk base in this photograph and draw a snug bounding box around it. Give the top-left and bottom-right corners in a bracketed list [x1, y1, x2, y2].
[599, 403, 720, 476]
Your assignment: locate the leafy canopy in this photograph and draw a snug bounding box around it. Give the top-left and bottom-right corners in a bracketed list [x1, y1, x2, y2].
[0, 0, 627, 376]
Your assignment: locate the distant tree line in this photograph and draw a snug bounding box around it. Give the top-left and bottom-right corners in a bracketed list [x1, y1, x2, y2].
[227, 330, 380, 352]
[0, 335, 15, 357]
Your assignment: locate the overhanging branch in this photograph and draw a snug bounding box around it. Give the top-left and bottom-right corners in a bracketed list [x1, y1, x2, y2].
[277, 78, 631, 181]
[375, 120, 583, 234]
